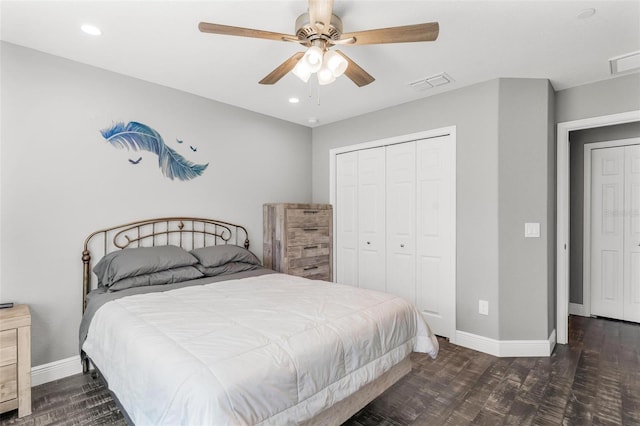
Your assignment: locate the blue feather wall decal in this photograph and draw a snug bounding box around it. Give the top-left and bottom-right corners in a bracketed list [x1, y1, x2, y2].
[100, 122, 208, 181]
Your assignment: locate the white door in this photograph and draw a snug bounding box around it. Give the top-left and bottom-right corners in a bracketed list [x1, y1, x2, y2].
[591, 144, 640, 322]
[624, 144, 640, 322]
[357, 148, 386, 292]
[336, 151, 359, 286]
[334, 132, 456, 339]
[386, 142, 416, 302]
[416, 136, 455, 337]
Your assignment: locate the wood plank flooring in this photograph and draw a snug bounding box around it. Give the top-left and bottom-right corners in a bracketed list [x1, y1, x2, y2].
[1, 315, 638, 425]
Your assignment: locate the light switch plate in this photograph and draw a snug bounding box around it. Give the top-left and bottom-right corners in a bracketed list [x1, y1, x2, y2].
[479, 300, 489, 315]
[525, 222, 540, 238]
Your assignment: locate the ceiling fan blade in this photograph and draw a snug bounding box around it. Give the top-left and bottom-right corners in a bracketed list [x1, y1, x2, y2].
[259, 52, 305, 85]
[336, 50, 374, 87]
[308, 0, 334, 34]
[341, 22, 439, 45]
[198, 22, 298, 43]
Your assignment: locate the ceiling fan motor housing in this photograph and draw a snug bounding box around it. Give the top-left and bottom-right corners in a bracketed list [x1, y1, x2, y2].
[295, 13, 343, 45]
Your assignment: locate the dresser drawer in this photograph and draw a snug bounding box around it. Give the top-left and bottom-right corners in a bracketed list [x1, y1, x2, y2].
[0, 330, 17, 367]
[0, 364, 17, 403]
[287, 227, 330, 246]
[288, 243, 330, 259]
[289, 255, 330, 269]
[289, 263, 330, 280]
[286, 208, 330, 228]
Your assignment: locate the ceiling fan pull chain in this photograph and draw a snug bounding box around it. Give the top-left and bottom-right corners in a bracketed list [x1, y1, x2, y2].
[317, 84, 321, 106]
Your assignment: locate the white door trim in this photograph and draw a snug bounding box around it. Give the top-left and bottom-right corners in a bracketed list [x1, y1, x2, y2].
[329, 126, 457, 343]
[556, 110, 640, 344]
[582, 138, 640, 319]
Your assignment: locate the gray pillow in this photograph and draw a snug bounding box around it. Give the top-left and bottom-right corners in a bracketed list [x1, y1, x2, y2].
[190, 245, 260, 268]
[195, 261, 262, 277]
[108, 266, 204, 292]
[94, 245, 198, 287]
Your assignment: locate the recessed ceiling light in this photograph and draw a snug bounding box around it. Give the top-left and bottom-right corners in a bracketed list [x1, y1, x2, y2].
[81, 24, 102, 36]
[308, 118, 318, 124]
[577, 8, 596, 19]
[288, 97, 300, 104]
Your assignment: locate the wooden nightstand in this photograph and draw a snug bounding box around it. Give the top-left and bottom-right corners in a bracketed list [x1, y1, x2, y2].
[0, 304, 31, 417]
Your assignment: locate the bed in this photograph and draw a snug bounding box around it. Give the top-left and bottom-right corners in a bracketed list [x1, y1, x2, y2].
[79, 217, 438, 425]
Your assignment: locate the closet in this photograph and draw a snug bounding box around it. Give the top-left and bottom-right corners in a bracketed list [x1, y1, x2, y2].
[590, 143, 640, 322]
[335, 134, 455, 338]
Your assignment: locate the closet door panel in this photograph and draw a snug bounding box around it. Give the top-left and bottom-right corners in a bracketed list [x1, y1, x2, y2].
[416, 136, 454, 338]
[336, 152, 358, 286]
[624, 144, 640, 322]
[358, 148, 386, 292]
[386, 142, 416, 303]
[591, 147, 625, 319]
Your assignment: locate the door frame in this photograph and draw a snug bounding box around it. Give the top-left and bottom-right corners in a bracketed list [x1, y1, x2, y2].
[329, 126, 457, 342]
[583, 138, 640, 318]
[556, 110, 640, 344]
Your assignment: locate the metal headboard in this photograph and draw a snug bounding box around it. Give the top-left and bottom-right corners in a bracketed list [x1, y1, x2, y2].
[81, 217, 250, 312]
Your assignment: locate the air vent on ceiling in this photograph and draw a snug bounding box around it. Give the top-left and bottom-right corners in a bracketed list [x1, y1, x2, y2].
[409, 72, 453, 91]
[610, 51, 640, 75]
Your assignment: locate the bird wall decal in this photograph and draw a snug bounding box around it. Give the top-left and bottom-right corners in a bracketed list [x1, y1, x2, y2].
[190, 145, 197, 152]
[128, 157, 142, 164]
[100, 121, 208, 181]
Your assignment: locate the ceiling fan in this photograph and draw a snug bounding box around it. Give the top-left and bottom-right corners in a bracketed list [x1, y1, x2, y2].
[198, 0, 439, 87]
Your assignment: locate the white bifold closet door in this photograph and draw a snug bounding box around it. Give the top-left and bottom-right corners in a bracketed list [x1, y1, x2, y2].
[590, 144, 640, 322]
[357, 147, 386, 292]
[335, 136, 454, 338]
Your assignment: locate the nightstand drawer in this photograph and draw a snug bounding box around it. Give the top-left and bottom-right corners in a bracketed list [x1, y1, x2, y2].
[287, 227, 330, 246]
[0, 364, 17, 403]
[288, 243, 330, 259]
[0, 330, 17, 367]
[286, 208, 331, 228]
[0, 304, 31, 417]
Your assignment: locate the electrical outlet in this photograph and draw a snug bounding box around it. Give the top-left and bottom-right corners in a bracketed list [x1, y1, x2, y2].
[479, 300, 489, 315]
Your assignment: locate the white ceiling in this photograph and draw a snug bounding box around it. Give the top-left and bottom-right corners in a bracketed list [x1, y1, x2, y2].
[1, 1, 639, 127]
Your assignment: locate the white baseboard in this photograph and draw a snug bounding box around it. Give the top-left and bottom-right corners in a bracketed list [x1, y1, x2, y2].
[455, 329, 556, 357]
[31, 355, 83, 386]
[569, 303, 590, 317]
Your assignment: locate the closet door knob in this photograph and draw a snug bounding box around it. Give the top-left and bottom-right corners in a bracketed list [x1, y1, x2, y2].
[366, 241, 371, 245]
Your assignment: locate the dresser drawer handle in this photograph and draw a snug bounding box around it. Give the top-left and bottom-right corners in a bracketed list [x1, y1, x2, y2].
[303, 266, 319, 271]
[303, 245, 319, 250]
[303, 228, 319, 232]
[303, 210, 319, 214]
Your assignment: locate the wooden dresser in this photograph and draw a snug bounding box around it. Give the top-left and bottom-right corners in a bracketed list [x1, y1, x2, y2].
[0, 304, 31, 418]
[263, 203, 333, 281]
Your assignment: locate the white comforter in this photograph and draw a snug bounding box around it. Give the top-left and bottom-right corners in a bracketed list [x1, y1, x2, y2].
[82, 273, 438, 425]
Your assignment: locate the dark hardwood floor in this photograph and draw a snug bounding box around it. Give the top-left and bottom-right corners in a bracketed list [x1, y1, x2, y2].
[2, 315, 638, 425]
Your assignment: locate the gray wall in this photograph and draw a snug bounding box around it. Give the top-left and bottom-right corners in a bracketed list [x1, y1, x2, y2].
[497, 79, 555, 340]
[556, 73, 640, 123]
[0, 42, 312, 366]
[569, 122, 640, 304]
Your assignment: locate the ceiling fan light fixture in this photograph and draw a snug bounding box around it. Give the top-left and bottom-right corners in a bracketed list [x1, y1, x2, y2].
[292, 60, 312, 82]
[303, 46, 323, 72]
[324, 50, 348, 77]
[317, 63, 336, 85]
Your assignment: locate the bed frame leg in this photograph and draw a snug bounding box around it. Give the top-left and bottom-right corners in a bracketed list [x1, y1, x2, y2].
[82, 357, 90, 375]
